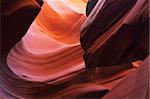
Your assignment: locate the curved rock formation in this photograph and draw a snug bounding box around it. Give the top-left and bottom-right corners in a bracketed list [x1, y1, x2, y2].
[81, 0, 149, 68]
[0, 0, 149, 98]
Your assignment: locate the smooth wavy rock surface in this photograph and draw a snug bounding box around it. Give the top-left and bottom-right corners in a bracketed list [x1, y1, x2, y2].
[81, 0, 149, 68]
[0, 0, 149, 99]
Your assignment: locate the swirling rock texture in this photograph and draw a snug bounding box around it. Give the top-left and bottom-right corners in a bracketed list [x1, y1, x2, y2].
[0, 0, 149, 99]
[81, 0, 149, 68]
